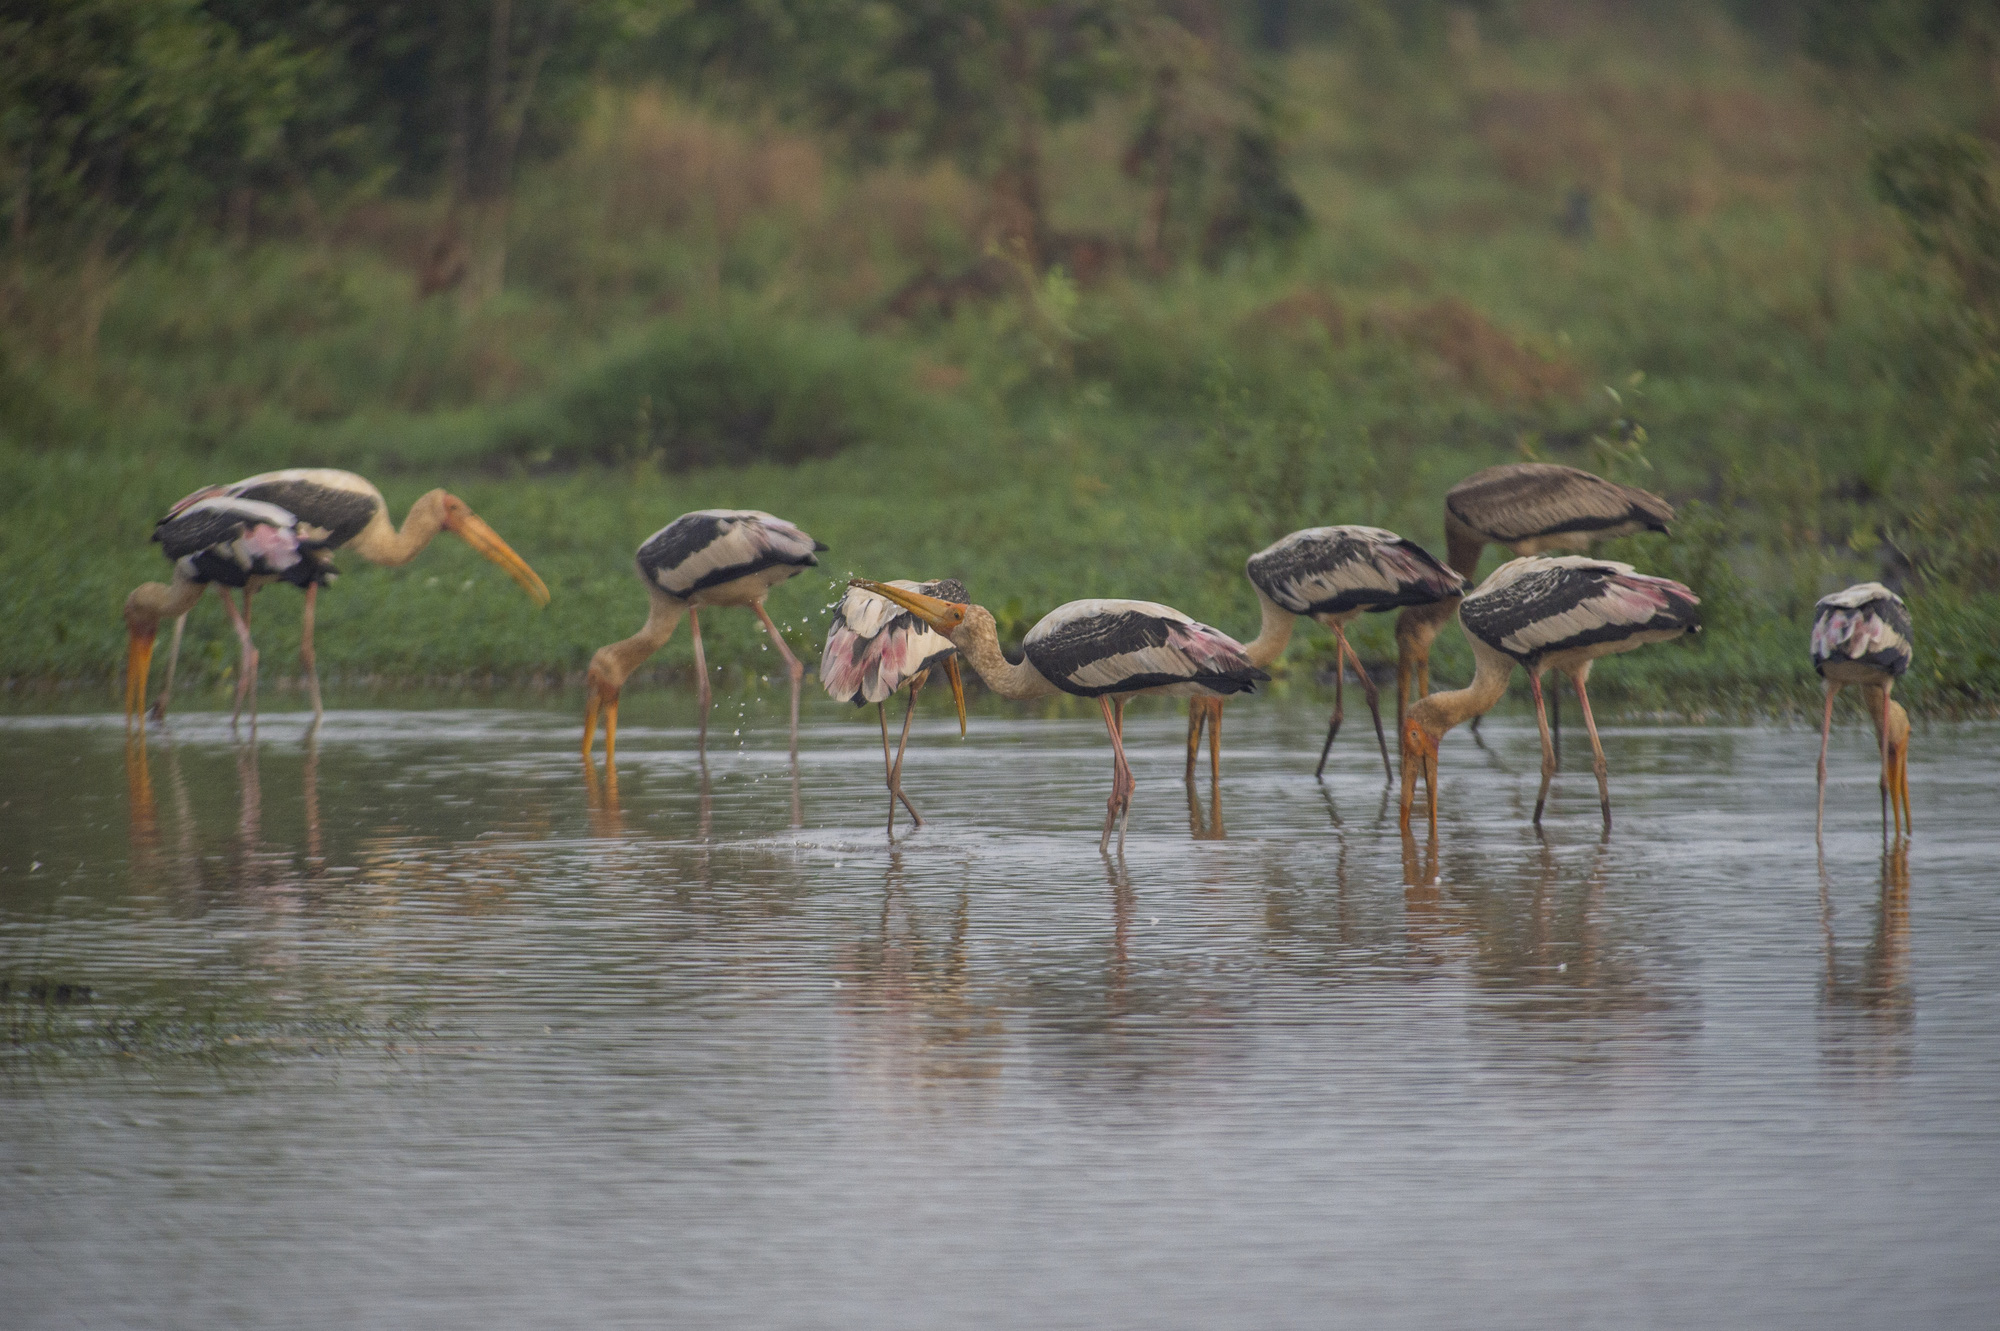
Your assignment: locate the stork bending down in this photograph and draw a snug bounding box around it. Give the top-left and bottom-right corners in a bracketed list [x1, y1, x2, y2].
[1400, 556, 1700, 835]
[852, 580, 1266, 849]
[1186, 526, 1462, 785]
[1811, 582, 1913, 839]
[584, 510, 826, 762]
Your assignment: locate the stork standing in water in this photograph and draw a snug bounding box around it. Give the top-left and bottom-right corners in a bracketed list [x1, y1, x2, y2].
[1811, 583, 1912, 839]
[146, 468, 549, 722]
[1396, 464, 1675, 737]
[1399, 556, 1700, 835]
[820, 579, 969, 835]
[852, 579, 1267, 849]
[124, 495, 336, 727]
[1185, 526, 1463, 785]
[584, 510, 826, 762]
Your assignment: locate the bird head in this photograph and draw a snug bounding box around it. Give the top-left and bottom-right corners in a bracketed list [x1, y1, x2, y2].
[850, 578, 970, 636]
[122, 585, 167, 724]
[436, 493, 552, 607]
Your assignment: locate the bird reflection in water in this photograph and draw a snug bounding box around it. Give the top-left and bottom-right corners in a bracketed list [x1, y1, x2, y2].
[1104, 850, 1137, 1023]
[1185, 771, 1225, 840]
[837, 851, 999, 1086]
[582, 757, 626, 838]
[1819, 842, 1913, 1081]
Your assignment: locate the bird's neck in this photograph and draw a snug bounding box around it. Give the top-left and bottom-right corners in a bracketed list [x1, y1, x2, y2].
[955, 609, 1058, 700]
[1444, 512, 1485, 582]
[1864, 685, 1905, 744]
[1241, 591, 1296, 669]
[1419, 638, 1516, 734]
[595, 590, 687, 691]
[126, 575, 206, 631]
[350, 489, 449, 566]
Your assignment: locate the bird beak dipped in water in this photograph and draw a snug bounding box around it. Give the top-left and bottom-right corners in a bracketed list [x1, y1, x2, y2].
[440, 498, 552, 606]
[123, 622, 156, 729]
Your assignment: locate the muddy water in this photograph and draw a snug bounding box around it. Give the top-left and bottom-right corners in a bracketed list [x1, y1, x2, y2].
[3, 701, 1997, 1328]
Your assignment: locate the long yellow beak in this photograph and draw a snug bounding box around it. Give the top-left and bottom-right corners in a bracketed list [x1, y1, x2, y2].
[944, 655, 967, 737]
[448, 509, 551, 606]
[849, 578, 961, 629]
[125, 631, 155, 723]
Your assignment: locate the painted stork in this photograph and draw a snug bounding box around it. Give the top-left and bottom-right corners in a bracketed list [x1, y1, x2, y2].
[820, 579, 970, 835]
[1399, 556, 1700, 835]
[1396, 464, 1675, 732]
[1185, 525, 1464, 785]
[125, 495, 336, 727]
[851, 579, 1267, 849]
[1811, 582, 1912, 839]
[583, 510, 826, 763]
[146, 468, 549, 722]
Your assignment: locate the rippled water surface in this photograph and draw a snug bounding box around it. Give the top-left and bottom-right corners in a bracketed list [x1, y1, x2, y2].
[4, 700, 1998, 1328]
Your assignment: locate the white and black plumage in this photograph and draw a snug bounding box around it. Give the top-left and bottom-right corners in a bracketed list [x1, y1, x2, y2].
[1811, 583, 1913, 838]
[585, 510, 827, 763]
[124, 494, 335, 727]
[1396, 462, 1676, 736]
[1187, 525, 1464, 785]
[821, 579, 969, 835]
[851, 580, 1266, 848]
[146, 467, 549, 724]
[1399, 556, 1700, 834]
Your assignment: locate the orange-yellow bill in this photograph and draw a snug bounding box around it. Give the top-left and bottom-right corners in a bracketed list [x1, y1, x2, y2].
[125, 632, 155, 723]
[849, 578, 959, 629]
[449, 510, 551, 606]
[943, 655, 967, 737]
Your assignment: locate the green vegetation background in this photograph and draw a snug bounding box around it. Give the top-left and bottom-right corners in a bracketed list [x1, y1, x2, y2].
[5, 4, 1998, 717]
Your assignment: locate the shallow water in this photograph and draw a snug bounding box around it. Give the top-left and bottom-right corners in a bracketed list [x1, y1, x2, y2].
[3, 700, 1997, 1329]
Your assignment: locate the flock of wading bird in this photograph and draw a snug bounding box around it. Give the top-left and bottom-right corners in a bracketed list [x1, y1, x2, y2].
[121, 464, 1916, 849]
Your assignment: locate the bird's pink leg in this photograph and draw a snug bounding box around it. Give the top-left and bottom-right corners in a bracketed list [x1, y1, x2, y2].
[1548, 682, 1562, 772]
[219, 589, 256, 730]
[1207, 696, 1221, 789]
[149, 612, 188, 723]
[689, 608, 710, 748]
[1529, 669, 1556, 826]
[1340, 629, 1393, 782]
[300, 583, 324, 724]
[1185, 699, 1206, 783]
[1099, 696, 1135, 851]
[888, 677, 925, 831]
[1114, 698, 1133, 843]
[1816, 682, 1839, 839]
[1570, 671, 1612, 830]
[878, 701, 897, 836]
[1316, 640, 1346, 780]
[1874, 684, 1891, 842]
[752, 600, 804, 756]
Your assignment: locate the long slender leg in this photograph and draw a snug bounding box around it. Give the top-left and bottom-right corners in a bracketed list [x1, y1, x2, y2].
[1395, 654, 1411, 730]
[1549, 684, 1562, 772]
[1099, 697, 1123, 850]
[1316, 642, 1347, 780]
[1114, 698, 1133, 846]
[1816, 682, 1839, 838]
[1207, 696, 1221, 788]
[1897, 731, 1912, 837]
[1529, 669, 1556, 826]
[879, 701, 897, 836]
[1185, 699, 1205, 783]
[241, 587, 259, 726]
[752, 601, 805, 756]
[300, 582, 324, 725]
[1341, 629, 1393, 782]
[1571, 672, 1613, 830]
[689, 608, 710, 748]
[888, 680, 925, 829]
[149, 613, 188, 723]
[1877, 686, 1891, 843]
[220, 589, 257, 731]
